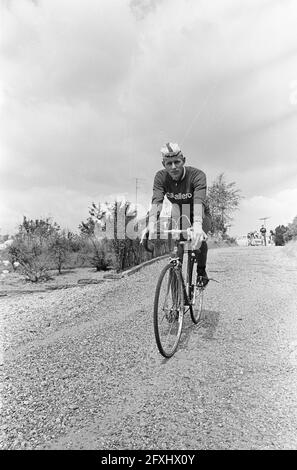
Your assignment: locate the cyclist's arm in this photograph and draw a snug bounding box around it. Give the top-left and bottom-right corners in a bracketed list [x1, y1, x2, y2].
[192, 169, 207, 229]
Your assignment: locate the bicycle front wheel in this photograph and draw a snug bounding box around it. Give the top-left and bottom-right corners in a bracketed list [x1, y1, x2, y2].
[154, 264, 184, 358]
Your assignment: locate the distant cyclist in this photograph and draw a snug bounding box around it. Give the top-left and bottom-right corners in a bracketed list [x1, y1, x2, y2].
[260, 225, 267, 246]
[269, 230, 275, 245]
[141, 142, 211, 286]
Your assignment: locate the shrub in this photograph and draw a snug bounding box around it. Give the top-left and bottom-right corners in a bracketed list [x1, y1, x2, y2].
[8, 216, 61, 282]
[79, 236, 112, 271]
[8, 233, 53, 282]
[49, 230, 72, 274]
[80, 200, 172, 272]
[274, 225, 288, 246]
[284, 216, 297, 243]
[222, 235, 237, 245]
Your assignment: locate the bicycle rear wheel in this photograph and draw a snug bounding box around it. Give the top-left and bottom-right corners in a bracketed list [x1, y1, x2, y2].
[187, 253, 204, 324]
[153, 264, 184, 358]
[188, 259, 204, 324]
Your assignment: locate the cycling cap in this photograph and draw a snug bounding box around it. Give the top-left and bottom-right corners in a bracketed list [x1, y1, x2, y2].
[160, 142, 182, 158]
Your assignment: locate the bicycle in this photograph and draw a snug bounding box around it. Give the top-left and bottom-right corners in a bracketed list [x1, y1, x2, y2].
[152, 229, 207, 358]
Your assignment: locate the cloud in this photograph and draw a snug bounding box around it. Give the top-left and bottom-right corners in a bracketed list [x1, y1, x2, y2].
[0, 0, 297, 234]
[129, 0, 163, 20]
[230, 187, 297, 236]
[0, 186, 101, 234]
[0, 0, 138, 193]
[1, 0, 135, 101]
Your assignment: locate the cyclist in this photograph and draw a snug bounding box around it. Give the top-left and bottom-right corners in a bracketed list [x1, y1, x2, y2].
[141, 142, 211, 286]
[269, 229, 275, 245]
[260, 225, 267, 246]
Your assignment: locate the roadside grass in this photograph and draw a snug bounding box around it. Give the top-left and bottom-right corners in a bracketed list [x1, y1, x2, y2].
[0, 265, 115, 295]
[0, 237, 236, 296]
[283, 239, 297, 259]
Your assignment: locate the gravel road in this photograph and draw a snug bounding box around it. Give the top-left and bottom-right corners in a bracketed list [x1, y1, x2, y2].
[1, 246, 297, 450]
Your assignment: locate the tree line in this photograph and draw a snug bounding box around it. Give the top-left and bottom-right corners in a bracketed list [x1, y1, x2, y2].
[2, 173, 241, 282]
[273, 217, 297, 246]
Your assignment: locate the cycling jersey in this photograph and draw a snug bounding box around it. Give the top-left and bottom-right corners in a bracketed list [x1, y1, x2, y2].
[148, 164, 210, 267]
[151, 166, 211, 224]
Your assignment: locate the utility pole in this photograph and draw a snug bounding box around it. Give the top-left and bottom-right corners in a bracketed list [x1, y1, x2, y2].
[135, 178, 140, 214]
[259, 216, 270, 228]
[135, 177, 146, 216]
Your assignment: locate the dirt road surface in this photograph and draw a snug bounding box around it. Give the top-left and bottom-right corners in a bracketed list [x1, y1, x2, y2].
[1, 246, 297, 450]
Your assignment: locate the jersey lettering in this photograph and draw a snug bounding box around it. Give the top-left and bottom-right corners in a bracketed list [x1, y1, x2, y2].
[166, 192, 193, 200]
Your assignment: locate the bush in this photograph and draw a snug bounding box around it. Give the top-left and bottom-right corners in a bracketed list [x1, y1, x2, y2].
[223, 235, 237, 245]
[80, 200, 172, 273]
[284, 216, 297, 243]
[79, 236, 113, 271]
[8, 233, 53, 282]
[274, 225, 288, 246]
[7, 216, 65, 281]
[49, 230, 72, 274]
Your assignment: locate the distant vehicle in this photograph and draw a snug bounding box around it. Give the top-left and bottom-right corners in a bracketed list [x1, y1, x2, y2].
[252, 236, 263, 246]
[246, 231, 263, 246]
[250, 231, 262, 246]
[236, 235, 249, 246]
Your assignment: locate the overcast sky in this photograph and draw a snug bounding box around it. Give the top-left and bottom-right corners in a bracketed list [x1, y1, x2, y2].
[1, 0, 297, 236]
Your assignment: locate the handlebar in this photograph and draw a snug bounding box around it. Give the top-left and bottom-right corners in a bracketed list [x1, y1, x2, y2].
[163, 229, 192, 234]
[141, 228, 207, 252]
[164, 229, 208, 242]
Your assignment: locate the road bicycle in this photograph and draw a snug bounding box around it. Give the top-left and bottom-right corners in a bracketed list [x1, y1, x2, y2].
[153, 229, 207, 358]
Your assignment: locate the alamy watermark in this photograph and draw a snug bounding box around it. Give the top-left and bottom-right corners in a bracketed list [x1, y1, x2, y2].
[94, 202, 203, 241]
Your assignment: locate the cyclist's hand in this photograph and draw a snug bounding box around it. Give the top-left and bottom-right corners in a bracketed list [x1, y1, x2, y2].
[140, 226, 149, 244]
[140, 226, 154, 253]
[140, 224, 156, 244]
[191, 223, 207, 249]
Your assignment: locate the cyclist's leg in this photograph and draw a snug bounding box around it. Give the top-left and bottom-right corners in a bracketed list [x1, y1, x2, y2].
[194, 241, 208, 268]
[194, 215, 210, 285]
[177, 242, 189, 304]
[177, 241, 184, 264]
[196, 215, 210, 268]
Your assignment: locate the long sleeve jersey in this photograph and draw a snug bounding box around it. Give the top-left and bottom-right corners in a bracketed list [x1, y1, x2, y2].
[150, 166, 210, 224]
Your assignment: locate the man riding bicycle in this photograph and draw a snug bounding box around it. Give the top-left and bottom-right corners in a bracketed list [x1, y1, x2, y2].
[141, 142, 211, 286]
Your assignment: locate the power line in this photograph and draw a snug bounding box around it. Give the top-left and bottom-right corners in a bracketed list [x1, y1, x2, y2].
[259, 216, 271, 228]
[135, 178, 146, 214]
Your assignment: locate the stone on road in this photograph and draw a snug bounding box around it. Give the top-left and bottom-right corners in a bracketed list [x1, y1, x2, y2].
[1, 246, 297, 449]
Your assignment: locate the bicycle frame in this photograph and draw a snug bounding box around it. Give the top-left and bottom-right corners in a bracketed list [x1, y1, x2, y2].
[168, 236, 197, 309]
[153, 229, 206, 357]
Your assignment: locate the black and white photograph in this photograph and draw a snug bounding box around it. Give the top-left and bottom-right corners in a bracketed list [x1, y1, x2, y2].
[0, 0, 297, 454]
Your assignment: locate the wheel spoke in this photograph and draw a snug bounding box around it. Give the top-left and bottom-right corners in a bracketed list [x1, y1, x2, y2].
[154, 265, 184, 357]
[189, 267, 204, 324]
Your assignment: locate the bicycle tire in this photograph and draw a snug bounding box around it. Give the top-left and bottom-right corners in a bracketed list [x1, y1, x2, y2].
[190, 265, 204, 324]
[153, 263, 184, 358]
[185, 252, 204, 324]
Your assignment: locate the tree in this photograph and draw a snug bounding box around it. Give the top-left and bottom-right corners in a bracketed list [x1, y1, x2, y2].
[8, 217, 57, 281]
[284, 215, 297, 242]
[8, 216, 62, 281]
[274, 225, 288, 246]
[49, 230, 73, 274]
[19, 216, 60, 238]
[207, 173, 242, 235]
[111, 200, 137, 271]
[79, 204, 112, 271]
